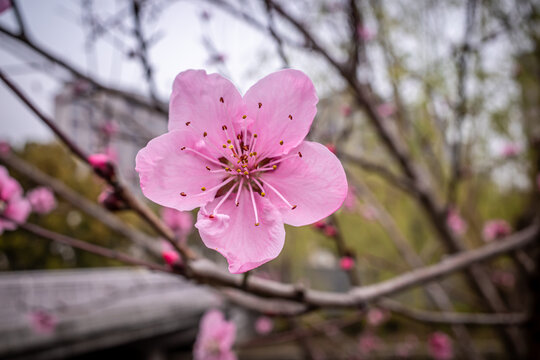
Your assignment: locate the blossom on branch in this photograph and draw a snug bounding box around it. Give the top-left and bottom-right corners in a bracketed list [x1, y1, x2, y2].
[194, 309, 236, 360]
[0, 165, 30, 234]
[27, 187, 56, 214]
[428, 332, 453, 360]
[482, 219, 511, 242]
[254, 316, 273, 335]
[136, 69, 348, 273]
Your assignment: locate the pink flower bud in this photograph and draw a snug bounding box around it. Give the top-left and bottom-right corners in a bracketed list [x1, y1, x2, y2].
[367, 308, 388, 326]
[98, 188, 126, 211]
[325, 143, 336, 154]
[428, 332, 453, 360]
[313, 220, 327, 229]
[482, 219, 511, 242]
[339, 256, 355, 271]
[255, 316, 273, 335]
[324, 224, 338, 237]
[27, 187, 56, 214]
[88, 153, 115, 178]
[446, 208, 467, 236]
[162, 250, 180, 266]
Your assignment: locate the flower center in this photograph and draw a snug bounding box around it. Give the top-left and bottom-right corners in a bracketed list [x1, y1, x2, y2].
[180, 111, 301, 226]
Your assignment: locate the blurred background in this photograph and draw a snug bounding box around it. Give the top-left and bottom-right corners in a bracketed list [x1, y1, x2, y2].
[0, 0, 539, 359]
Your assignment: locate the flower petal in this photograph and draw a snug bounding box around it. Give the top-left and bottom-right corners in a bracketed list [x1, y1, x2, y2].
[261, 141, 347, 226]
[3, 197, 30, 224]
[243, 69, 318, 158]
[195, 190, 285, 273]
[169, 70, 246, 158]
[136, 130, 230, 211]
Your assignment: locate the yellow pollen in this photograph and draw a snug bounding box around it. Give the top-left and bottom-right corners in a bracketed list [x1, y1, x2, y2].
[203, 132, 207, 137]
[255, 222, 260, 226]
[228, 145, 234, 149]
[253, 134, 258, 138]
[243, 171, 249, 175]
[242, 164, 247, 168]
[237, 169, 241, 173]
[242, 115, 247, 119]
[253, 152, 257, 155]
[180, 192, 186, 196]
[225, 167, 231, 171]
[279, 140, 284, 145]
[272, 165, 277, 169]
[292, 205, 297, 210]
[185, 121, 191, 126]
[227, 139, 232, 144]
[206, 166, 211, 171]
[201, 187, 206, 191]
[261, 192, 266, 197]
[180, 146, 186, 150]
[222, 144, 227, 148]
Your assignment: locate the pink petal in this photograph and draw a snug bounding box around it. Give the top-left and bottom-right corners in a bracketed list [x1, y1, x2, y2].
[4, 197, 30, 224]
[168, 70, 245, 159]
[261, 141, 348, 226]
[136, 130, 229, 211]
[195, 190, 285, 273]
[0, 165, 22, 201]
[243, 69, 318, 158]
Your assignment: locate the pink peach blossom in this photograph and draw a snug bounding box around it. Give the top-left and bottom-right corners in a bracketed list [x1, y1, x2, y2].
[194, 309, 237, 360]
[27, 187, 56, 214]
[482, 219, 511, 242]
[428, 332, 453, 360]
[339, 256, 354, 271]
[358, 332, 382, 356]
[161, 207, 193, 239]
[29, 310, 57, 334]
[0, 165, 30, 234]
[136, 69, 348, 273]
[500, 142, 521, 158]
[88, 153, 115, 178]
[446, 208, 467, 236]
[367, 307, 388, 327]
[377, 103, 395, 117]
[0, 0, 11, 14]
[255, 316, 273, 335]
[357, 26, 376, 41]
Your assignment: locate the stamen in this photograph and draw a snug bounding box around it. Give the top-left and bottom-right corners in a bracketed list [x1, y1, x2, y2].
[186, 121, 191, 126]
[265, 153, 302, 168]
[279, 140, 284, 145]
[259, 179, 297, 210]
[182, 147, 228, 168]
[235, 177, 244, 206]
[180, 192, 186, 196]
[258, 102, 262, 108]
[288, 114, 293, 120]
[201, 187, 206, 191]
[203, 132, 207, 137]
[206, 166, 211, 171]
[220, 97, 224, 103]
[251, 178, 266, 197]
[212, 182, 238, 215]
[248, 183, 260, 226]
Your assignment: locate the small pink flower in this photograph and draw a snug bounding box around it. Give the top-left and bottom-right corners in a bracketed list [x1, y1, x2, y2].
[500, 142, 521, 158]
[360, 204, 378, 221]
[367, 308, 388, 327]
[428, 332, 453, 360]
[88, 153, 115, 178]
[341, 104, 352, 117]
[255, 316, 273, 335]
[0, 141, 10, 154]
[100, 121, 118, 137]
[98, 187, 127, 211]
[482, 219, 511, 242]
[29, 310, 57, 334]
[136, 70, 348, 273]
[324, 224, 338, 237]
[491, 270, 515, 289]
[357, 26, 376, 41]
[27, 187, 56, 214]
[358, 333, 382, 356]
[377, 103, 395, 117]
[339, 256, 354, 271]
[0, 0, 11, 14]
[0, 166, 30, 234]
[446, 208, 467, 236]
[194, 309, 237, 360]
[161, 207, 193, 239]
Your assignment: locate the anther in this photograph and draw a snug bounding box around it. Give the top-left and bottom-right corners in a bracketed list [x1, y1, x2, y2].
[222, 125, 227, 130]
[298, 152, 303, 158]
[242, 115, 247, 119]
[220, 97, 224, 103]
[288, 114, 293, 120]
[222, 144, 227, 148]
[209, 214, 215, 218]
[228, 145, 234, 149]
[255, 223, 260, 226]
[203, 132, 207, 137]
[258, 102, 262, 108]
[180, 192, 187, 196]
[225, 167, 231, 171]
[244, 171, 249, 175]
[292, 205, 297, 210]
[206, 166, 211, 171]
[272, 165, 277, 169]
[227, 139, 232, 144]
[186, 121, 191, 126]
[201, 187, 206, 191]
[180, 146, 186, 150]
[237, 169, 241, 173]
[261, 192, 266, 197]
[253, 134, 258, 138]
[279, 140, 284, 145]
